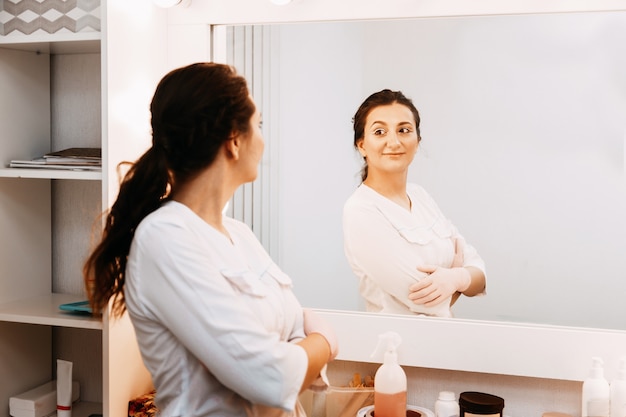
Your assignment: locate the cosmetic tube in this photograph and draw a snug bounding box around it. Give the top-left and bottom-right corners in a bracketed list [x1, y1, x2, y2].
[56, 359, 73, 417]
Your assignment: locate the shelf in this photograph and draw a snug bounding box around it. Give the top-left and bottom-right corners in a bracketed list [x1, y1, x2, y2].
[0, 168, 102, 180]
[0, 294, 102, 330]
[0, 32, 100, 54]
[73, 401, 103, 417]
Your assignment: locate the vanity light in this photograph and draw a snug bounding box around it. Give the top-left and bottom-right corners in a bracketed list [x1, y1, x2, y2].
[153, 0, 191, 8]
[270, 0, 293, 5]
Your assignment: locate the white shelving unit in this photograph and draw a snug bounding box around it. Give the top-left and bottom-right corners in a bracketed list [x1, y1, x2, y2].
[0, 1, 170, 416]
[0, 29, 105, 416]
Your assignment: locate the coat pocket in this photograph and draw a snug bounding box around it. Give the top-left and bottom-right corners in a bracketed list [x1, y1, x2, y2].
[263, 263, 293, 287]
[220, 268, 268, 297]
[397, 216, 453, 245]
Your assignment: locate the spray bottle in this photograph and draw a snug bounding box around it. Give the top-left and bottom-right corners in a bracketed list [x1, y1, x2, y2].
[610, 357, 626, 417]
[371, 331, 407, 417]
[582, 357, 610, 417]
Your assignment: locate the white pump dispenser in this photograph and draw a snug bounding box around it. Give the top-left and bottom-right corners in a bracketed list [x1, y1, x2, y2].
[582, 356, 610, 417]
[610, 357, 626, 417]
[371, 331, 407, 417]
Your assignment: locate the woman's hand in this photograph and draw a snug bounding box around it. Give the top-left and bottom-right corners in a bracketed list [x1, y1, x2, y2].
[409, 238, 469, 307]
[303, 309, 338, 360]
[297, 310, 338, 393]
[408, 265, 471, 306]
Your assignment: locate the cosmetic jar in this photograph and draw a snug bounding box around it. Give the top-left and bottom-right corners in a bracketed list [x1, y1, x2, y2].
[459, 392, 504, 417]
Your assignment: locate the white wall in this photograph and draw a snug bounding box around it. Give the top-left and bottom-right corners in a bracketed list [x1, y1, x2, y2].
[273, 12, 626, 329]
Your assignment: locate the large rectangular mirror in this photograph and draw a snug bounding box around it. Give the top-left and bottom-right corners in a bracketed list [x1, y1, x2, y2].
[224, 10, 626, 330]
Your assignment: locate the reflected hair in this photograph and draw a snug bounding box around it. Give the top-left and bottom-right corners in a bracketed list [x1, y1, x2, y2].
[352, 89, 421, 182]
[84, 62, 254, 317]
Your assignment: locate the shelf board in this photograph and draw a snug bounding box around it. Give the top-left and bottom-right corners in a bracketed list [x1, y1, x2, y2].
[0, 32, 100, 54]
[0, 294, 102, 330]
[0, 168, 102, 180]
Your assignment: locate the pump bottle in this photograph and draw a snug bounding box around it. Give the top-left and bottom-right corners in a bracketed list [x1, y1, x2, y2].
[582, 357, 610, 417]
[371, 331, 407, 417]
[610, 357, 626, 417]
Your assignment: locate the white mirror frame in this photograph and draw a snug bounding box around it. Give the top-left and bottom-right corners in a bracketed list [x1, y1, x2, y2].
[167, 0, 626, 382]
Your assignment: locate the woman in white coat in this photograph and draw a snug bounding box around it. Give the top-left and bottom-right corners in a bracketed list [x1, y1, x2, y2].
[84, 63, 336, 416]
[343, 89, 486, 317]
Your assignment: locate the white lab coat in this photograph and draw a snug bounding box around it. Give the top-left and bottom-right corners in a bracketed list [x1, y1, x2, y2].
[125, 201, 307, 416]
[343, 183, 486, 317]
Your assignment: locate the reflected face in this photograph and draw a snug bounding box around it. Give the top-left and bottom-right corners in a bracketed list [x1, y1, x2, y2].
[357, 103, 419, 179]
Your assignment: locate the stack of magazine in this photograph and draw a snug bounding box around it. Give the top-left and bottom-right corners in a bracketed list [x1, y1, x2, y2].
[9, 147, 101, 171]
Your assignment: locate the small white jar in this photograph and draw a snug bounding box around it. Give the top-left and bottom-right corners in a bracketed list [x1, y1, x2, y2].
[436, 391, 460, 417]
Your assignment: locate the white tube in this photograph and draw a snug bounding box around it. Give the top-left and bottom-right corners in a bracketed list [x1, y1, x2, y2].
[56, 359, 73, 417]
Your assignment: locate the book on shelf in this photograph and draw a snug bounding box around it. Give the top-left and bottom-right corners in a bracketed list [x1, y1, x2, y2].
[9, 147, 102, 171]
[9, 159, 102, 171]
[44, 147, 101, 162]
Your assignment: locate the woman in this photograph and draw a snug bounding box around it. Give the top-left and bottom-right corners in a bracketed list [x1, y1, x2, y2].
[343, 89, 486, 317]
[83, 63, 337, 416]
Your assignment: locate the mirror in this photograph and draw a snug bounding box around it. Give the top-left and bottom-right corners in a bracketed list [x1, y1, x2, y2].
[227, 11, 626, 330]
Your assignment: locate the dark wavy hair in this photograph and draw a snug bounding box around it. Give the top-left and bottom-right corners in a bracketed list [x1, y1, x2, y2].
[84, 62, 255, 317]
[352, 89, 421, 182]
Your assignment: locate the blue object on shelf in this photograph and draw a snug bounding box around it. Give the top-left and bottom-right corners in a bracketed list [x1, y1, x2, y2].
[59, 300, 93, 314]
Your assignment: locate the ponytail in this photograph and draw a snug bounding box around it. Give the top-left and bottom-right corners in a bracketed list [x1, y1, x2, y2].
[84, 147, 170, 316]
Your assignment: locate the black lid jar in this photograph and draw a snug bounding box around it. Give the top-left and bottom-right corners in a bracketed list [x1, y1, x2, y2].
[459, 392, 505, 417]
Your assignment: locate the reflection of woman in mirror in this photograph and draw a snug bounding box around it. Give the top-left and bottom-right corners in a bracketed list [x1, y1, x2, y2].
[343, 89, 486, 317]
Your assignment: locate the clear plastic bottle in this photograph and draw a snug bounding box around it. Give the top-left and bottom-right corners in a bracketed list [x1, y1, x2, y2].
[371, 331, 407, 417]
[436, 391, 460, 417]
[610, 357, 626, 417]
[582, 357, 610, 417]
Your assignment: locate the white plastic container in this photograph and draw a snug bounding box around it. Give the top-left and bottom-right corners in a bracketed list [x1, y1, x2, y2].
[57, 359, 73, 417]
[9, 380, 80, 417]
[582, 357, 610, 417]
[610, 357, 626, 417]
[436, 391, 460, 417]
[371, 331, 407, 417]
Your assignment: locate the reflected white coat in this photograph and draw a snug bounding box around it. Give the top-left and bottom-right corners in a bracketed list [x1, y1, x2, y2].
[343, 183, 486, 317]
